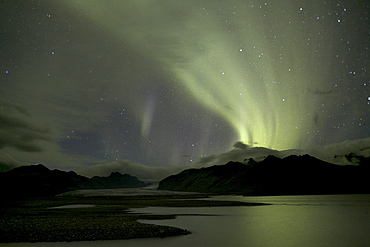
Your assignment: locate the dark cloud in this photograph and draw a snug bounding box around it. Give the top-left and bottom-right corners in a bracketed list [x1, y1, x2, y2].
[233, 141, 250, 149]
[58, 130, 105, 158]
[0, 100, 52, 152]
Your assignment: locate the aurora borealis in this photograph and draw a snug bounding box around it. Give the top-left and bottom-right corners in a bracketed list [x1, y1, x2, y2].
[1, 1, 369, 179]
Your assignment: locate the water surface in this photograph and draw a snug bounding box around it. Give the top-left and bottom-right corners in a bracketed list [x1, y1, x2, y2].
[3, 194, 370, 247]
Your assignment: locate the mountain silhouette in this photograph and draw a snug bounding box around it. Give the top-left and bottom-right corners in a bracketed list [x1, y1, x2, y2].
[81, 172, 150, 189]
[158, 155, 370, 195]
[0, 164, 87, 199]
[0, 164, 150, 199]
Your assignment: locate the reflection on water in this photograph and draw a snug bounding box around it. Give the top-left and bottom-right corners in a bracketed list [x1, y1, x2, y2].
[203, 194, 370, 206]
[2, 195, 370, 247]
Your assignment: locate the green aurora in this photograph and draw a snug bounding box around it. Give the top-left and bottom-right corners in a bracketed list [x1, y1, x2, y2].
[60, 0, 360, 150]
[1, 0, 368, 172]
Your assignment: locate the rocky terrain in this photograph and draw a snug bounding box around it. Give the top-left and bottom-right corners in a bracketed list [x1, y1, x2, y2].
[0, 195, 264, 243]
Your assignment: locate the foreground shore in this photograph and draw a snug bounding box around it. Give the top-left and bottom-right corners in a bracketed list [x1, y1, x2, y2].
[0, 194, 266, 243]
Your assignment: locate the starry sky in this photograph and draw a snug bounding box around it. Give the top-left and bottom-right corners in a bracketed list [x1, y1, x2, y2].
[1, 1, 369, 180]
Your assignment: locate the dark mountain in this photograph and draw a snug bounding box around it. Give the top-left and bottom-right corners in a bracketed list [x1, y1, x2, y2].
[158, 161, 249, 194]
[0, 164, 88, 199]
[81, 172, 150, 189]
[158, 155, 370, 195]
[0, 164, 150, 199]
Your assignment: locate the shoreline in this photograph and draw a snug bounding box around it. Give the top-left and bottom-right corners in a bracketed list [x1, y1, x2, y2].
[0, 194, 266, 243]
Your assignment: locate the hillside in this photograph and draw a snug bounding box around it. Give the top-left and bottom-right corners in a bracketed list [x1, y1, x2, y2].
[81, 172, 150, 189]
[158, 155, 370, 195]
[0, 164, 150, 199]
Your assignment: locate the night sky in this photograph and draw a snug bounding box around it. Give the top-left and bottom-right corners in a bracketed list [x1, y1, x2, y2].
[1, 1, 369, 181]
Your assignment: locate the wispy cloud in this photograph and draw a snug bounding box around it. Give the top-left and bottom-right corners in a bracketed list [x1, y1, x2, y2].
[308, 137, 370, 165]
[196, 138, 370, 168]
[0, 100, 52, 152]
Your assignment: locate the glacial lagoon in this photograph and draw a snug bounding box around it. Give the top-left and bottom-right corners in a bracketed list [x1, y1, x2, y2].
[2, 194, 370, 247]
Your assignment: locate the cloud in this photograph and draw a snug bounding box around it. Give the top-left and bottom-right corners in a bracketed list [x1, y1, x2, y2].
[307, 137, 370, 165]
[196, 138, 370, 168]
[74, 138, 370, 182]
[233, 141, 250, 149]
[77, 160, 184, 182]
[195, 143, 290, 167]
[0, 100, 52, 152]
[0, 153, 23, 172]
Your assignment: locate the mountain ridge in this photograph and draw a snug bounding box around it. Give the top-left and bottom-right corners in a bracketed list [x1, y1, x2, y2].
[158, 154, 369, 195]
[0, 164, 150, 199]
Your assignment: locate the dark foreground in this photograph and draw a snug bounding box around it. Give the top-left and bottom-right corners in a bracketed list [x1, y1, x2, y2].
[0, 194, 265, 243]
